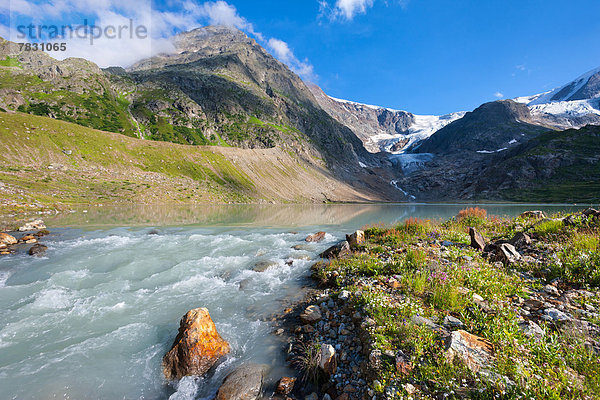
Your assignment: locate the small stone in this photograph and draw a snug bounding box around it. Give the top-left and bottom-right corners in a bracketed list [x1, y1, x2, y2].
[446, 330, 494, 373]
[306, 393, 318, 400]
[253, 260, 279, 272]
[518, 320, 545, 340]
[520, 210, 546, 220]
[403, 383, 417, 395]
[339, 290, 350, 301]
[320, 241, 351, 259]
[544, 284, 559, 297]
[300, 305, 322, 324]
[275, 377, 296, 395]
[215, 364, 268, 400]
[395, 350, 412, 376]
[510, 232, 532, 247]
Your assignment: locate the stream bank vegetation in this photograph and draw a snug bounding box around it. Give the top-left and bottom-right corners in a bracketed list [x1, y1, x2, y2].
[292, 207, 600, 400]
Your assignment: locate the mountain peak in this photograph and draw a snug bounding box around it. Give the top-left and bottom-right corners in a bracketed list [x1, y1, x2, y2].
[529, 66, 600, 105]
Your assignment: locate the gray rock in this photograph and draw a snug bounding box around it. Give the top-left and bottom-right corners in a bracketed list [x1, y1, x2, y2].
[320, 240, 351, 259]
[543, 308, 571, 322]
[300, 305, 322, 324]
[19, 219, 46, 232]
[510, 232, 532, 247]
[469, 227, 486, 251]
[443, 315, 464, 328]
[215, 364, 268, 400]
[445, 330, 494, 373]
[520, 210, 546, 220]
[544, 284, 559, 297]
[497, 243, 521, 265]
[253, 260, 278, 272]
[518, 320, 545, 340]
[318, 344, 336, 375]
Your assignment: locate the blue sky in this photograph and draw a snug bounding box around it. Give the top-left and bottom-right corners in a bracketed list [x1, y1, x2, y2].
[3, 0, 600, 115]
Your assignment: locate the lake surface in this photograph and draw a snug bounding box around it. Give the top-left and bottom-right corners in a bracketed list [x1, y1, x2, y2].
[0, 204, 586, 399]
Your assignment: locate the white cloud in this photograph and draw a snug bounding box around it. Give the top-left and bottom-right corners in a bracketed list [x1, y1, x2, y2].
[319, 0, 408, 21]
[335, 0, 374, 20]
[494, 92, 504, 99]
[0, 0, 312, 79]
[268, 38, 316, 82]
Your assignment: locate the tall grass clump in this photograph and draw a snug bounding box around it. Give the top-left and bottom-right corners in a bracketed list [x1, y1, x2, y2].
[456, 207, 487, 227]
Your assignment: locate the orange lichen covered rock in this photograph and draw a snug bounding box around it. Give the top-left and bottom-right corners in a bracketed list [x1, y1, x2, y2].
[162, 308, 231, 380]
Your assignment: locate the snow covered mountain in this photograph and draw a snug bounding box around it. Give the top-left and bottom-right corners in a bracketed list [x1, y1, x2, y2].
[514, 67, 600, 129]
[310, 66, 600, 159]
[309, 84, 464, 154]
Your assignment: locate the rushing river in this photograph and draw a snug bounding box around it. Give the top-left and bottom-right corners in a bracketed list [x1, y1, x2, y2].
[0, 204, 586, 399]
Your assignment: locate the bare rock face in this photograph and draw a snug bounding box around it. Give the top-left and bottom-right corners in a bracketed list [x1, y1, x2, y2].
[0, 233, 17, 246]
[346, 230, 365, 248]
[215, 364, 268, 400]
[306, 232, 327, 243]
[162, 308, 231, 380]
[446, 330, 494, 373]
[469, 228, 486, 251]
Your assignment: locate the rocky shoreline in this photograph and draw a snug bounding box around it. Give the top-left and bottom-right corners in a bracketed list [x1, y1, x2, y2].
[0, 219, 50, 257]
[269, 208, 600, 400]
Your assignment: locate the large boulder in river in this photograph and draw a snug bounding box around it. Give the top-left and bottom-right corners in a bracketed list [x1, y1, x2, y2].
[29, 244, 48, 256]
[306, 232, 326, 242]
[0, 233, 17, 246]
[162, 308, 231, 380]
[215, 364, 268, 400]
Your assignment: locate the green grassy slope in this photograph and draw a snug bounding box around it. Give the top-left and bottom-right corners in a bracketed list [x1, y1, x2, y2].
[0, 112, 375, 213]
